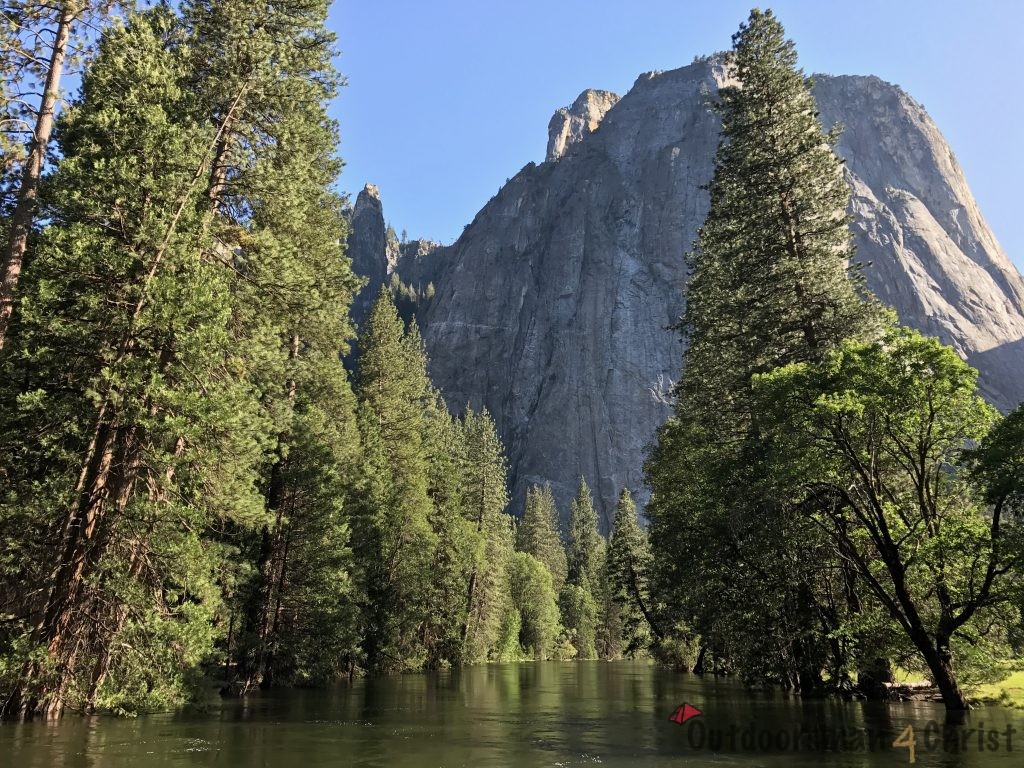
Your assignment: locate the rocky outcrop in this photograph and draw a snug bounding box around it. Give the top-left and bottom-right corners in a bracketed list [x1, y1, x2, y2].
[346, 184, 400, 326]
[814, 77, 1024, 409]
[396, 238, 445, 295]
[345, 184, 445, 327]
[350, 58, 1024, 527]
[546, 89, 620, 162]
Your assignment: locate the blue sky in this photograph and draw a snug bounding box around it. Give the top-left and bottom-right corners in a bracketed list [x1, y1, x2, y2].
[329, 1, 1024, 272]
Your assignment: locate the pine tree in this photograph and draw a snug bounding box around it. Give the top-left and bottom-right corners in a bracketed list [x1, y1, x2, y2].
[646, 8, 883, 691]
[0, 1, 115, 350]
[561, 477, 602, 658]
[593, 542, 624, 660]
[0, 7, 271, 717]
[516, 484, 567, 595]
[352, 289, 436, 671]
[0, 0, 361, 717]
[420, 389, 475, 668]
[607, 490, 657, 655]
[187, 0, 365, 694]
[459, 407, 515, 662]
[566, 478, 601, 591]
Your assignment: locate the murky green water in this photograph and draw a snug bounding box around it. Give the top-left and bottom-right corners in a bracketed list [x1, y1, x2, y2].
[1, 661, 1019, 766]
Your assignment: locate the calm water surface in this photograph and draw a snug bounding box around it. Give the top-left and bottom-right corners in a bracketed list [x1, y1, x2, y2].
[2, 661, 1019, 767]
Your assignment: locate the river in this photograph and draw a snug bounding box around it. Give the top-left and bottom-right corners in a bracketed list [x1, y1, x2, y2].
[1, 661, 1019, 766]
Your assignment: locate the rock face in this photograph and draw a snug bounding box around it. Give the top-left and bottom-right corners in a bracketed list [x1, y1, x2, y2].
[546, 89, 621, 162]
[350, 58, 1024, 527]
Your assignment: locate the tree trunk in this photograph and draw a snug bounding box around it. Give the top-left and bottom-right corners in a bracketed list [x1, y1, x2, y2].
[627, 565, 663, 641]
[0, 2, 77, 351]
[919, 636, 968, 715]
[460, 486, 486, 651]
[857, 657, 893, 700]
[1, 416, 144, 720]
[262, 529, 292, 689]
[236, 335, 299, 693]
[693, 645, 707, 675]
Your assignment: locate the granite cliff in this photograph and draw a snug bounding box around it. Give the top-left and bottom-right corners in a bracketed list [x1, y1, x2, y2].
[347, 57, 1024, 527]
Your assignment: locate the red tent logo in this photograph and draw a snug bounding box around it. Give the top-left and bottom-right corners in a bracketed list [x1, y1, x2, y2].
[668, 703, 702, 724]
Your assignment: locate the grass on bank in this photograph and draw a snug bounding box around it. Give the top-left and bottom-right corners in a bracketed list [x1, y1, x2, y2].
[972, 670, 1024, 709]
[888, 664, 1024, 709]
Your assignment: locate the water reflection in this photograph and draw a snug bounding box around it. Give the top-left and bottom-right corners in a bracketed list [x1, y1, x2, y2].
[1, 661, 1019, 767]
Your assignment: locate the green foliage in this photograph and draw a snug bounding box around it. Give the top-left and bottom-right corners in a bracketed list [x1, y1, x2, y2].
[558, 583, 597, 659]
[0, 5, 277, 715]
[0, 0, 368, 715]
[646, 8, 884, 692]
[607, 490, 655, 656]
[351, 293, 522, 671]
[0, 0, 565, 718]
[460, 408, 516, 663]
[420, 391, 477, 668]
[353, 290, 437, 671]
[753, 325, 1024, 695]
[3, 0, 1016, 722]
[517, 484, 568, 595]
[593, 541, 624, 660]
[508, 552, 563, 660]
[567, 478, 602, 591]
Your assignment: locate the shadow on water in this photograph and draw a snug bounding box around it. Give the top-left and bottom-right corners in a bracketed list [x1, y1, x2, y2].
[1, 661, 1020, 767]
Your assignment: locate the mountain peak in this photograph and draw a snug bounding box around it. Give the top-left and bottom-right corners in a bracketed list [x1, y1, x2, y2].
[350, 63, 1024, 524]
[546, 89, 620, 162]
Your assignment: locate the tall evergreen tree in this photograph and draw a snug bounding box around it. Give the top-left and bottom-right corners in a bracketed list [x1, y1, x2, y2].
[607, 490, 657, 655]
[593, 542, 624, 660]
[420, 387, 476, 668]
[192, 0, 365, 694]
[562, 477, 602, 658]
[352, 289, 436, 672]
[566, 478, 601, 591]
[0, 7, 269, 718]
[516, 484, 567, 595]
[0, 1, 115, 350]
[459, 407, 516, 662]
[0, 0, 358, 717]
[646, 8, 881, 692]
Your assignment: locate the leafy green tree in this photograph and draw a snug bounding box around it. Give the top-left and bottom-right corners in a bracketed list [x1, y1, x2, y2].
[517, 484, 568, 595]
[754, 326, 1024, 712]
[646, 8, 882, 692]
[558, 584, 597, 659]
[508, 552, 563, 660]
